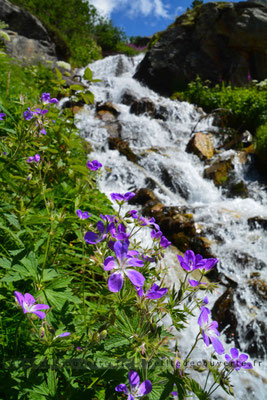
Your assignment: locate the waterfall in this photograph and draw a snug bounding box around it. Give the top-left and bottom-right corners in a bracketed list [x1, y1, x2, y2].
[74, 54, 267, 399]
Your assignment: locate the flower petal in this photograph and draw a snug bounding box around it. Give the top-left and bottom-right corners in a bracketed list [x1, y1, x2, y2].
[84, 231, 100, 244]
[225, 354, 232, 362]
[103, 256, 117, 271]
[114, 240, 128, 261]
[230, 348, 239, 359]
[31, 304, 50, 311]
[108, 272, 123, 292]
[24, 293, 36, 306]
[242, 362, 253, 369]
[188, 279, 200, 287]
[238, 353, 248, 363]
[202, 331, 210, 347]
[125, 269, 145, 287]
[97, 220, 105, 233]
[14, 291, 24, 306]
[210, 336, 225, 355]
[33, 311, 46, 319]
[128, 370, 140, 389]
[115, 384, 129, 394]
[137, 380, 152, 396]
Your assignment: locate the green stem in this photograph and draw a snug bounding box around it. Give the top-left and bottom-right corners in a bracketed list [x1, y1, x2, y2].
[184, 332, 201, 362]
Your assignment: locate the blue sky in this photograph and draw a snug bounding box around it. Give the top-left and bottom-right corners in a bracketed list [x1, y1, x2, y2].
[90, 0, 236, 38]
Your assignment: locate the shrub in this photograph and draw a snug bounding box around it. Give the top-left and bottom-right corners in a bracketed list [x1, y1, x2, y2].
[173, 77, 267, 134]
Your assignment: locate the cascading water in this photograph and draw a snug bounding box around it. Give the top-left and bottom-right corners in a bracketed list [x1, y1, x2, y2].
[73, 54, 266, 399]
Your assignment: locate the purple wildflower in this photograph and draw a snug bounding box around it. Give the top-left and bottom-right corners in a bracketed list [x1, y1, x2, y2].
[3, 152, 7, 156]
[188, 279, 207, 287]
[225, 348, 253, 370]
[177, 250, 205, 272]
[14, 291, 49, 319]
[110, 223, 130, 241]
[76, 209, 91, 220]
[84, 220, 112, 244]
[103, 240, 144, 292]
[115, 370, 152, 399]
[136, 283, 168, 299]
[27, 154, 41, 163]
[110, 192, 135, 203]
[127, 210, 138, 219]
[54, 332, 71, 340]
[40, 128, 47, 135]
[151, 229, 162, 240]
[40, 93, 59, 104]
[24, 107, 34, 120]
[0, 111, 6, 120]
[87, 159, 102, 171]
[139, 216, 160, 231]
[200, 257, 219, 273]
[160, 235, 171, 248]
[198, 308, 224, 355]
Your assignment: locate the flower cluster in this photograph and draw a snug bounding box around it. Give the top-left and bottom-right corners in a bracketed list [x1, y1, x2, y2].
[115, 370, 152, 400]
[76, 209, 91, 220]
[40, 93, 59, 104]
[27, 154, 41, 163]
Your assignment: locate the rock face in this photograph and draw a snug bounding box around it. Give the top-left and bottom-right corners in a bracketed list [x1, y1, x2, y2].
[0, 0, 61, 63]
[134, 2, 267, 94]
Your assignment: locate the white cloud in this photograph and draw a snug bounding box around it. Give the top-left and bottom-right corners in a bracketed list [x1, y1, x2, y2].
[89, 0, 172, 19]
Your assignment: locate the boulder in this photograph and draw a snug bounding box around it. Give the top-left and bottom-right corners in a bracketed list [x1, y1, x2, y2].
[204, 153, 235, 186]
[0, 0, 67, 62]
[120, 89, 138, 106]
[0, 0, 51, 41]
[134, 2, 267, 94]
[3, 30, 57, 64]
[96, 102, 121, 117]
[130, 97, 155, 116]
[248, 216, 267, 230]
[108, 137, 139, 164]
[212, 287, 238, 342]
[129, 188, 158, 206]
[186, 132, 214, 160]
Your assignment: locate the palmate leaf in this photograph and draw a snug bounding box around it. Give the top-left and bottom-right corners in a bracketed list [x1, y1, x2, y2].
[189, 378, 211, 400]
[104, 335, 130, 351]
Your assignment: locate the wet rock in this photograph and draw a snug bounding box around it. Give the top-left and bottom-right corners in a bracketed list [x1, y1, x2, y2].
[154, 105, 169, 121]
[232, 251, 266, 271]
[96, 110, 116, 121]
[130, 97, 155, 117]
[108, 137, 139, 163]
[160, 165, 190, 199]
[248, 216, 267, 231]
[243, 320, 267, 358]
[212, 287, 238, 342]
[96, 102, 121, 117]
[186, 132, 214, 160]
[248, 278, 267, 300]
[226, 180, 249, 198]
[129, 188, 158, 206]
[120, 89, 138, 106]
[103, 121, 122, 138]
[204, 153, 235, 186]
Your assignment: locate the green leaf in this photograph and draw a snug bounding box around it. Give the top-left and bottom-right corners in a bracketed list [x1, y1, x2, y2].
[69, 84, 85, 91]
[47, 369, 57, 396]
[83, 67, 93, 81]
[189, 379, 210, 400]
[55, 67, 62, 81]
[104, 335, 129, 350]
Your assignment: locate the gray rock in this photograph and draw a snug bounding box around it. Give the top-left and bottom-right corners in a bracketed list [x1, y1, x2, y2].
[0, 0, 51, 41]
[134, 2, 267, 94]
[3, 30, 57, 64]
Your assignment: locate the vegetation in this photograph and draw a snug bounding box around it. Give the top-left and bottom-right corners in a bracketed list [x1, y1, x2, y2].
[9, 0, 141, 66]
[172, 77, 267, 135]
[0, 47, 254, 399]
